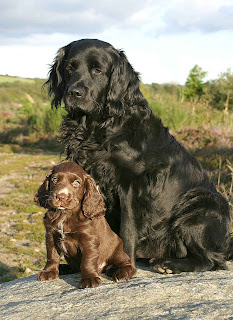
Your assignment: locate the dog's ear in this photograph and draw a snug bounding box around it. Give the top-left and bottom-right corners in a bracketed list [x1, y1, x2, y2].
[82, 175, 106, 219]
[106, 50, 143, 117]
[34, 169, 53, 208]
[44, 43, 71, 108]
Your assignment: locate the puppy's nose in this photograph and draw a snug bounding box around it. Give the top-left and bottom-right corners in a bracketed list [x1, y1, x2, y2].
[67, 86, 85, 98]
[56, 193, 68, 201]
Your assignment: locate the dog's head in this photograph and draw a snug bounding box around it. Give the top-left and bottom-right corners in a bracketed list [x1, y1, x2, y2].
[45, 39, 143, 117]
[34, 161, 105, 219]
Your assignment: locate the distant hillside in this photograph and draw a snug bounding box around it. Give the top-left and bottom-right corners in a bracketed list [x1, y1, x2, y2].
[0, 75, 37, 84]
[0, 75, 47, 111]
[0, 77, 232, 284]
[0, 75, 232, 222]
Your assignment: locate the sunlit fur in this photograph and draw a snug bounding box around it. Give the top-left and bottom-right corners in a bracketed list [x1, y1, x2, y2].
[35, 162, 136, 288]
[45, 39, 233, 273]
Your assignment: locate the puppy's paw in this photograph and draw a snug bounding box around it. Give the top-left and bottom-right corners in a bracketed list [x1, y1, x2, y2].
[105, 265, 118, 277]
[37, 269, 59, 281]
[78, 277, 102, 289]
[112, 265, 136, 282]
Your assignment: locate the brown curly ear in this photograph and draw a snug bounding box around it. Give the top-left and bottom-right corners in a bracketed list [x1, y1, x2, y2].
[34, 169, 53, 208]
[82, 176, 106, 219]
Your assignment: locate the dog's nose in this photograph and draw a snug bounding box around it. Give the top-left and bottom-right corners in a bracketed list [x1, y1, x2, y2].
[56, 193, 68, 201]
[67, 86, 85, 99]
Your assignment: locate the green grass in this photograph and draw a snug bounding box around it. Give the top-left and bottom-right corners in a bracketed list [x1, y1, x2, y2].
[0, 79, 66, 150]
[0, 75, 35, 84]
[0, 153, 60, 177]
[0, 151, 64, 282]
[141, 84, 233, 131]
[0, 76, 232, 150]
[0, 76, 233, 282]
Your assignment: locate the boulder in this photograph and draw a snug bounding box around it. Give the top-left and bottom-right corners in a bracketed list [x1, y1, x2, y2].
[1, 262, 233, 319]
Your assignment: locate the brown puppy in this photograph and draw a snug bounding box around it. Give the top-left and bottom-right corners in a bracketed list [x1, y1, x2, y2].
[35, 161, 136, 289]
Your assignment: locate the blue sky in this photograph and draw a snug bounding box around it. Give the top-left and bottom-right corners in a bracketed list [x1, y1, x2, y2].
[0, 0, 233, 84]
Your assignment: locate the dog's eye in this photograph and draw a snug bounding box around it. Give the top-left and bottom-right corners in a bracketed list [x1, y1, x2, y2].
[51, 177, 58, 184]
[66, 65, 73, 73]
[73, 179, 80, 187]
[93, 68, 101, 74]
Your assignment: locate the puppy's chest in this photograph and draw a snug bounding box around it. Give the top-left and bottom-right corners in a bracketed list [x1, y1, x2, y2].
[55, 222, 79, 255]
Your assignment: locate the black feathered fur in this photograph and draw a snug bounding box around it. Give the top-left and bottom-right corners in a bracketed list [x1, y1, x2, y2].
[45, 39, 232, 273]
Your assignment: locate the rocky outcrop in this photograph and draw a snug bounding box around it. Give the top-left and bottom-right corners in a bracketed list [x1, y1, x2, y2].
[1, 262, 233, 319]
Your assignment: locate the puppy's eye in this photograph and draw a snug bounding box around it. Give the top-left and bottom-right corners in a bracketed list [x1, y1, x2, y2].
[73, 179, 80, 187]
[51, 177, 58, 184]
[93, 68, 101, 74]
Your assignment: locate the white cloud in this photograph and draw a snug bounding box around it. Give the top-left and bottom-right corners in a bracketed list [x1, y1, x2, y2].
[161, 0, 233, 34]
[0, 0, 151, 41]
[1, 0, 233, 44]
[0, 0, 233, 84]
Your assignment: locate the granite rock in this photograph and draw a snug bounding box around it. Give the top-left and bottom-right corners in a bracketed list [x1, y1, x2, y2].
[1, 262, 233, 320]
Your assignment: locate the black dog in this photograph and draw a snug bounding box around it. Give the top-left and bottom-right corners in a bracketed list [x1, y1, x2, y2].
[45, 39, 232, 273]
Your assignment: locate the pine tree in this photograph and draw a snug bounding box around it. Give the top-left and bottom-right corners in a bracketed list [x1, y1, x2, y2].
[184, 65, 207, 102]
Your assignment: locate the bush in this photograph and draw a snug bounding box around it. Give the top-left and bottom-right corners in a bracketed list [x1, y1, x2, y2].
[21, 99, 66, 135]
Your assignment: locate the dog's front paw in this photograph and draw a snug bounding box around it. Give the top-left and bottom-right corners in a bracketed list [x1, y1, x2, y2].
[78, 277, 102, 289]
[112, 265, 136, 282]
[37, 269, 59, 281]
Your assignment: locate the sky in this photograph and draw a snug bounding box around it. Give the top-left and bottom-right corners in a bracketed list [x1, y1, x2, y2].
[0, 0, 233, 84]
